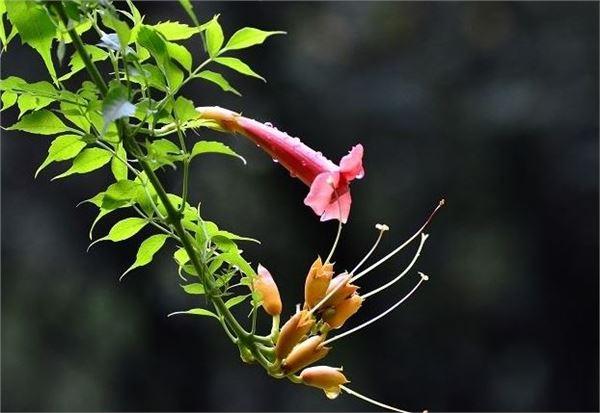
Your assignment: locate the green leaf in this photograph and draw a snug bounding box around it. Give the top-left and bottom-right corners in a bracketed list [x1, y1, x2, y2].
[196, 70, 240, 96]
[225, 294, 250, 309]
[153, 21, 200, 40]
[173, 247, 189, 266]
[214, 57, 265, 82]
[102, 82, 136, 130]
[166, 41, 192, 72]
[190, 140, 246, 164]
[35, 134, 86, 178]
[5, 1, 57, 82]
[205, 15, 223, 57]
[88, 208, 112, 240]
[137, 26, 168, 66]
[52, 148, 112, 180]
[17, 94, 36, 117]
[111, 143, 128, 181]
[147, 138, 184, 169]
[214, 229, 260, 244]
[222, 27, 285, 52]
[102, 180, 141, 209]
[164, 60, 184, 89]
[167, 308, 218, 319]
[59, 45, 108, 81]
[173, 96, 197, 123]
[129, 64, 166, 91]
[0, 0, 7, 48]
[1, 91, 17, 110]
[120, 234, 169, 280]
[209, 252, 256, 278]
[7, 109, 69, 135]
[180, 283, 205, 295]
[95, 217, 148, 245]
[60, 101, 91, 133]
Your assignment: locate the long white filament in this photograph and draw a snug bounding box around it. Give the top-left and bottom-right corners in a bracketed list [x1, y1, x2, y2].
[361, 233, 429, 300]
[350, 199, 444, 282]
[349, 224, 389, 275]
[322, 272, 428, 346]
[340, 385, 412, 413]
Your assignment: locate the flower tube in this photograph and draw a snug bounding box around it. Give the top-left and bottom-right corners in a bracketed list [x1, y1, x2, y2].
[196, 106, 364, 223]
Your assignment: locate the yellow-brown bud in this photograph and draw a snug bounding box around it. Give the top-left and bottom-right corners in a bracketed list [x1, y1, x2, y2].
[282, 335, 330, 374]
[300, 365, 349, 399]
[323, 273, 358, 308]
[253, 264, 282, 316]
[275, 310, 315, 360]
[195, 106, 243, 133]
[304, 257, 334, 309]
[322, 293, 363, 329]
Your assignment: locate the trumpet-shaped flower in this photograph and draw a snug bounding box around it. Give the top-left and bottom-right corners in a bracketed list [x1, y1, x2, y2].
[196, 106, 364, 223]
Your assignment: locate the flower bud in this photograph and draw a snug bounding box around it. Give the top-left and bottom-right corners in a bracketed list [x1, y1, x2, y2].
[282, 335, 330, 374]
[253, 264, 282, 316]
[304, 257, 334, 309]
[323, 272, 358, 308]
[300, 366, 349, 399]
[322, 293, 363, 329]
[275, 310, 315, 360]
[195, 106, 243, 133]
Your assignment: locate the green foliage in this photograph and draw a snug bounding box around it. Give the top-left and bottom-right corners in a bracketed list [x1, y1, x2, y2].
[214, 57, 265, 82]
[153, 21, 201, 40]
[167, 308, 218, 319]
[121, 234, 169, 280]
[35, 134, 87, 177]
[190, 141, 247, 164]
[1, 0, 287, 378]
[222, 27, 285, 52]
[94, 217, 148, 244]
[196, 70, 240, 96]
[181, 283, 205, 295]
[52, 148, 112, 180]
[205, 15, 223, 57]
[8, 109, 70, 135]
[5, 1, 57, 82]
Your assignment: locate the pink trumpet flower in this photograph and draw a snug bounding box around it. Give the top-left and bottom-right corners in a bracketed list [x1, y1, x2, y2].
[196, 106, 365, 223]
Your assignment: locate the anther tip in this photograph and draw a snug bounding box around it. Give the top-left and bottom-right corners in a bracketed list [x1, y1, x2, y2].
[423, 410, 429, 413]
[375, 223, 390, 231]
[418, 272, 429, 281]
[439, 198, 446, 206]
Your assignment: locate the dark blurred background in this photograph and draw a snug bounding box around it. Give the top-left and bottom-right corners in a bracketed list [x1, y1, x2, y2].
[1, 1, 598, 411]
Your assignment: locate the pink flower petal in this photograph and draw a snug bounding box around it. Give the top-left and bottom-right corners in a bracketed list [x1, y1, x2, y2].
[304, 172, 339, 215]
[320, 189, 352, 223]
[339, 144, 364, 181]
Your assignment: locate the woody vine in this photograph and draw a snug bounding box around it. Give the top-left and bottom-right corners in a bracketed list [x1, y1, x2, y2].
[0, 1, 444, 411]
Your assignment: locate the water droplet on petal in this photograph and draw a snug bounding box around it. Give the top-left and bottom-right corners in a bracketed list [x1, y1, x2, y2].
[272, 159, 279, 163]
[264, 122, 273, 127]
